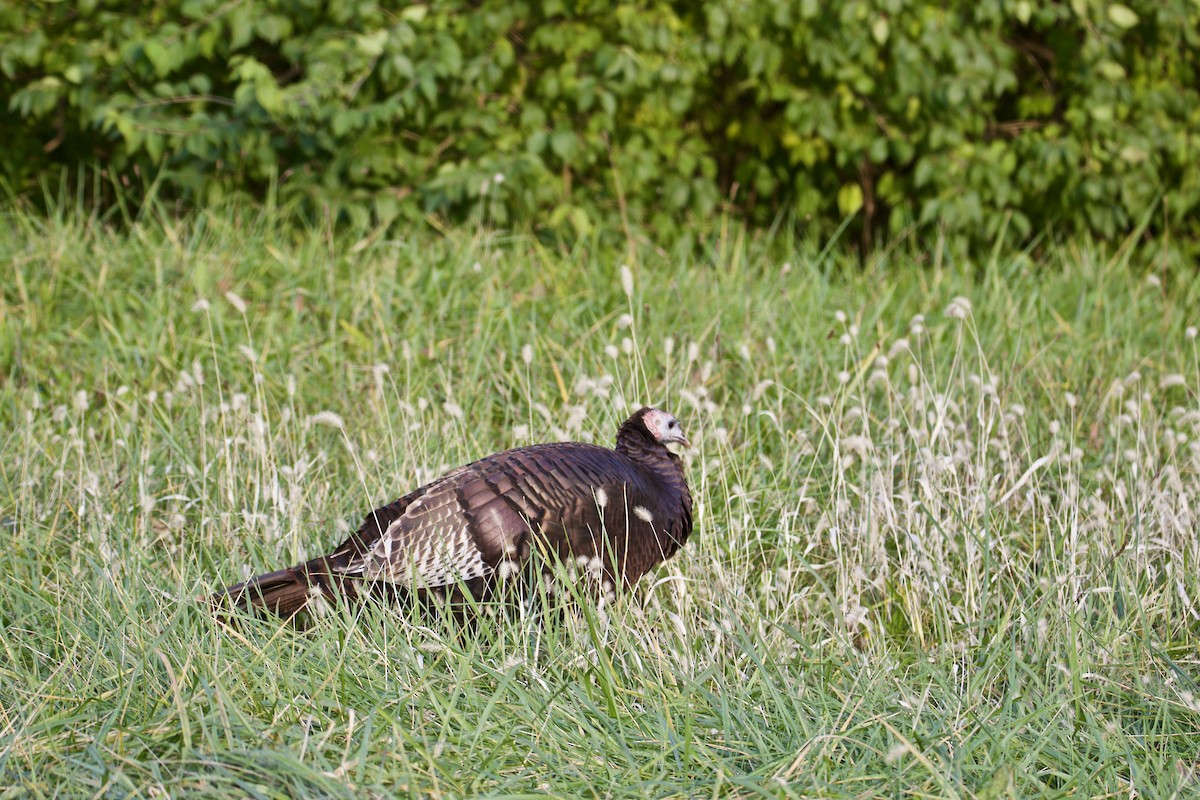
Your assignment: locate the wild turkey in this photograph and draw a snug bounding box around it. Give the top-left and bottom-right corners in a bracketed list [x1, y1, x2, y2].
[217, 407, 692, 618]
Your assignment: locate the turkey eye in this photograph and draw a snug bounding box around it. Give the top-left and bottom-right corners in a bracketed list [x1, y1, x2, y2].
[668, 420, 677, 428]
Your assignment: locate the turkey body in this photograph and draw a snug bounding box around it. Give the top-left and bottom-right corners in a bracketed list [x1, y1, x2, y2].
[218, 407, 693, 618]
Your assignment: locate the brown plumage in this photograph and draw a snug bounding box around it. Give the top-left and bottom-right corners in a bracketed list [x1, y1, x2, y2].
[217, 407, 693, 619]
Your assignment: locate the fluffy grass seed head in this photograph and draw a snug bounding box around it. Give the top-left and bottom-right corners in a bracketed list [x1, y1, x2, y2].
[619, 264, 634, 298]
[307, 411, 345, 429]
[224, 291, 248, 314]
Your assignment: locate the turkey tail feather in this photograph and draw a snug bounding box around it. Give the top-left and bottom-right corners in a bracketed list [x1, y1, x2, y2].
[219, 563, 324, 618]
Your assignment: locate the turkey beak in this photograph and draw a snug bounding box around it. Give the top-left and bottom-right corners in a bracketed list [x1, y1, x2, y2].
[676, 433, 691, 449]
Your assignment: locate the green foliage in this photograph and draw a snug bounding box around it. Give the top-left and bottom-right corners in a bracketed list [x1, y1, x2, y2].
[3, 0, 1199, 250]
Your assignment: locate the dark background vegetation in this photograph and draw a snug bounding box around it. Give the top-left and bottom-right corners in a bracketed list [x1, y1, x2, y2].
[3, 0, 1198, 254]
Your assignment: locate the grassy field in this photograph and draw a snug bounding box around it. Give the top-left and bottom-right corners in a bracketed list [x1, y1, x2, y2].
[2, 204, 1199, 798]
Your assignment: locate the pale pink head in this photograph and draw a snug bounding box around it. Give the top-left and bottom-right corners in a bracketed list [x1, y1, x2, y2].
[641, 408, 690, 448]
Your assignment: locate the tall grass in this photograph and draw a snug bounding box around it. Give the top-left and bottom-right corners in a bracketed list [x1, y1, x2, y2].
[2, 205, 1199, 797]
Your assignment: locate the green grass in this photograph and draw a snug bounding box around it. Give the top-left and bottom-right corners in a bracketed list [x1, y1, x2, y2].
[2, 204, 1199, 798]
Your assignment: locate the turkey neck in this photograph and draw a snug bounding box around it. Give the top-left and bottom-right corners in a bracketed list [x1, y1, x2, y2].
[615, 423, 689, 499]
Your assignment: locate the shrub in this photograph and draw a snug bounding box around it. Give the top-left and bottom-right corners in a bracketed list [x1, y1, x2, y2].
[2, 0, 1198, 252]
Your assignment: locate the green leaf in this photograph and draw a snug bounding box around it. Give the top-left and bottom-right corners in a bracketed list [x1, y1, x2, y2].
[837, 183, 864, 216]
[871, 17, 889, 46]
[550, 129, 577, 161]
[228, 6, 253, 49]
[357, 30, 389, 58]
[1119, 145, 1148, 163]
[145, 131, 163, 162]
[115, 115, 141, 151]
[401, 5, 428, 22]
[1097, 61, 1126, 81]
[257, 15, 292, 44]
[197, 28, 219, 59]
[143, 40, 170, 77]
[255, 81, 283, 114]
[1107, 5, 1138, 28]
[569, 206, 591, 237]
